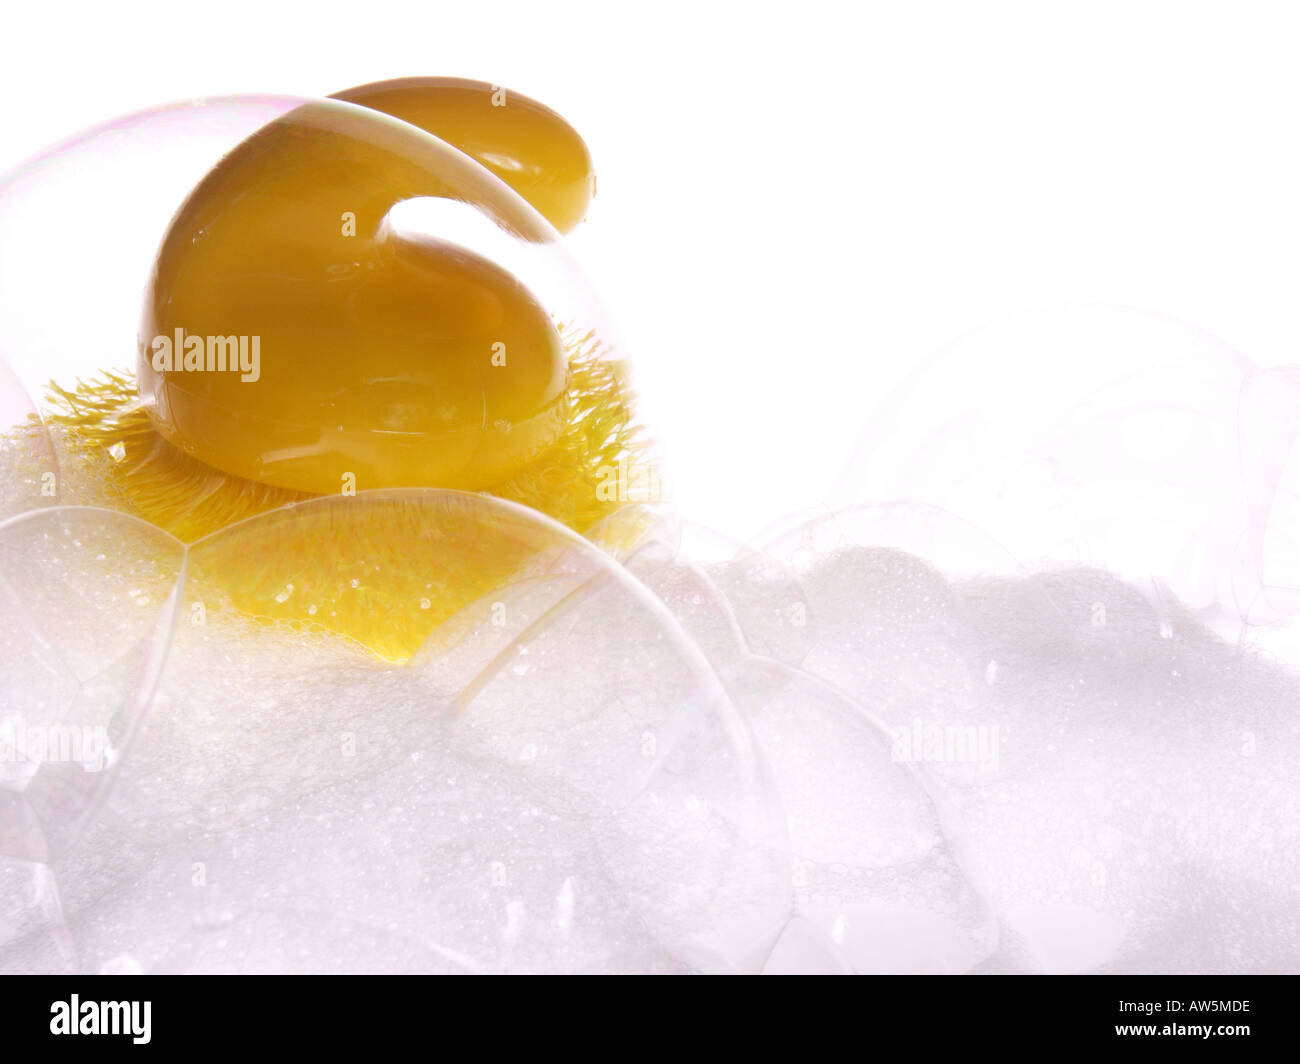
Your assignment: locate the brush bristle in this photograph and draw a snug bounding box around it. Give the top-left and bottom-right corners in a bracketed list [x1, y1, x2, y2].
[41, 327, 651, 661]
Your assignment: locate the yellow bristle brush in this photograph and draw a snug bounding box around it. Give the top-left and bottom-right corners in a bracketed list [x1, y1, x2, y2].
[40, 78, 653, 663]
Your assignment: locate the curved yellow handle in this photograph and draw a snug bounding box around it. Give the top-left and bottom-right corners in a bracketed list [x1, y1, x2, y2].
[138, 86, 595, 496]
[332, 77, 596, 235]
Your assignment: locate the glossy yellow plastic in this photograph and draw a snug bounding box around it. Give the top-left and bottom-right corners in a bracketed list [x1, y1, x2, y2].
[332, 76, 596, 234]
[139, 99, 571, 496]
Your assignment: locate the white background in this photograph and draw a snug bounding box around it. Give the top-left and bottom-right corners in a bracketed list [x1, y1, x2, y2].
[3, 0, 1300, 540]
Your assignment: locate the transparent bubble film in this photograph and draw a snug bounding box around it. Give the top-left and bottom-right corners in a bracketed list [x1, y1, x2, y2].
[1, 91, 1297, 974]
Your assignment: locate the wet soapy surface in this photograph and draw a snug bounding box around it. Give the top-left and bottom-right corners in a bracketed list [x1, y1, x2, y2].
[1, 496, 1297, 974]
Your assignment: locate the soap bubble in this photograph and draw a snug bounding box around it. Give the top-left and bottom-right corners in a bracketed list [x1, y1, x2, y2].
[0, 90, 702, 974]
[424, 501, 790, 970]
[593, 510, 999, 972]
[734, 659, 998, 974]
[835, 306, 1300, 653]
[757, 503, 1059, 733]
[0, 94, 646, 536]
[0, 98, 302, 404]
[761, 501, 1032, 579]
[754, 498, 1300, 973]
[608, 515, 815, 669]
[28, 490, 786, 974]
[1234, 366, 1300, 657]
[0, 503, 184, 909]
[0, 94, 611, 395]
[0, 356, 57, 521]
[595, 510, 997, 972]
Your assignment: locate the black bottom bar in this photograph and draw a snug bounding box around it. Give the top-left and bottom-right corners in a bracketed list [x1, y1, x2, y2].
[3, 974, 1292, 1051]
